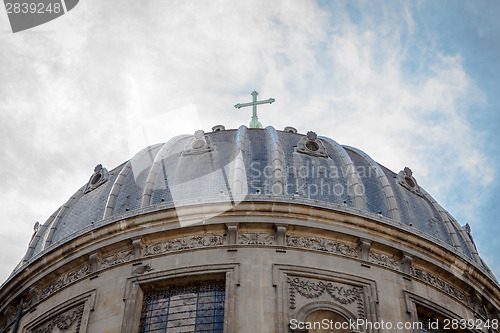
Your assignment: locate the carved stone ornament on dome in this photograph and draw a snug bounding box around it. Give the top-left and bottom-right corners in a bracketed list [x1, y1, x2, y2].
[396, 166, 421, 196]
[84, 164, 108, 193]
[296, 131, 328, 157]
[211, 125, 225, 132]
[183, 130, 215, 155]
[30, 221, 40, 241]
[463, 223, 478, 247]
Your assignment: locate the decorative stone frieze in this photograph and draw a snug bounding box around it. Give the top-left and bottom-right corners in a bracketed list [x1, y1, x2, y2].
[237, 233, 275, 245]
[286, 235, 358, 258]
[144, 234, 224, 256]
[100, 249, 134, 269]
[40, 265, 91, 301]
[411, 268, 471, 307]
[369, 252, 401, 270]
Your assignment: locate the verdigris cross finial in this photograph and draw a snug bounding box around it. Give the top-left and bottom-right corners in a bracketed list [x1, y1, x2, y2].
[234, 90, 275, 128]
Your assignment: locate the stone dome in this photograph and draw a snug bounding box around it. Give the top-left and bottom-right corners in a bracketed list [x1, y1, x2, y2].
[3, 124, 499, 333]
[20, 125, 492, 278]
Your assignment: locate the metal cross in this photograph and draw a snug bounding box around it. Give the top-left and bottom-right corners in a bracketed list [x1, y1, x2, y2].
[234, 91, 275, 128]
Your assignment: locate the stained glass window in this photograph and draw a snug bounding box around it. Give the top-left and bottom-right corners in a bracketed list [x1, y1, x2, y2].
[139, 280, 225, 332]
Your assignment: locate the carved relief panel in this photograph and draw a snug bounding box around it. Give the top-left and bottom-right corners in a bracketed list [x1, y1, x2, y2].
[273, 265, 379, 333]
[28, 304, 84, 333]
[287, 276, 365, 319]
[23, 291, 95, 333]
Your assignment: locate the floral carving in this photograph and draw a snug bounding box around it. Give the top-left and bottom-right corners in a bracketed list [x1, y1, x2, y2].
[287, 277, 364, 317]
[100, 249, 134, 269]
[369, 252, 401, 270]
[286, 235, 358, 257]
[144, 234, 224, 256]
[40, 265, 91, 300]
[287, 277, 361, 303]
[29, 304, 84, 333]
[238, 233, 275, 245]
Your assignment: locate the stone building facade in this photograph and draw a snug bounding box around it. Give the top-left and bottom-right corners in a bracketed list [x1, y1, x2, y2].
[0, 125, 499, 332]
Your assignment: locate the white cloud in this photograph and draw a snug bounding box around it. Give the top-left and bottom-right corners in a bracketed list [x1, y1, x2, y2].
[0, 0, 496, 282]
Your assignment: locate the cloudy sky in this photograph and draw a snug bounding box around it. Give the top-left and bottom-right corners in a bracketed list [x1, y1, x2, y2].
[0, 0, 499, 284]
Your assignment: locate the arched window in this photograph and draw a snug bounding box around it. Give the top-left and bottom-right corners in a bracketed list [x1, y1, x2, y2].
[139, 280, 225, 332]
